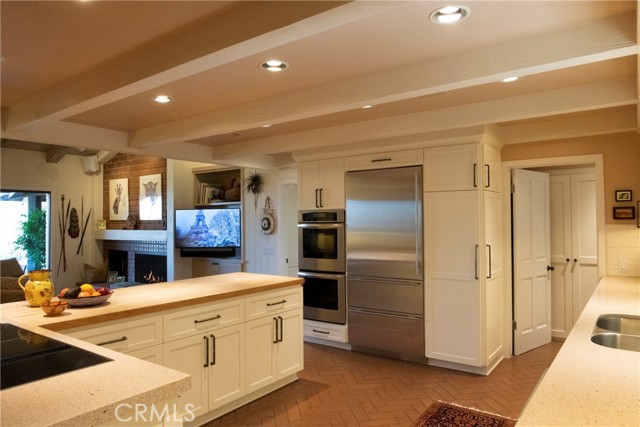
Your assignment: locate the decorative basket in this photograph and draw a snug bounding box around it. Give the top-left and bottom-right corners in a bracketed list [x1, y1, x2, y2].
[224, 178, 241, 201]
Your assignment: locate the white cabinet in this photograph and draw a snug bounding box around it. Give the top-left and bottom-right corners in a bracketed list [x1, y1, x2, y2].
[245, 288, 303, 394]
[344, 149, 423, 171]
[423, 144, 499, 192]
[298, 159, 345, 209]
[164, 323, 245, 418]
[423, 141, 503, 373]
[192, 259, 243, 277]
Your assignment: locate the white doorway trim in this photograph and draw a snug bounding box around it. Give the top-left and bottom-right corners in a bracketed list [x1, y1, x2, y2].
[500, 154, 605, 357]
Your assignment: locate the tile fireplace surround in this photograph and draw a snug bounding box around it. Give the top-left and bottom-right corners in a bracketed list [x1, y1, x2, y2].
[103, 240, 167, 284]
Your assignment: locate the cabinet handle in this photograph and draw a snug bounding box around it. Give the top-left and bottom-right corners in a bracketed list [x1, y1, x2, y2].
[315, 189, 320, 208]
[486, 244, 492, 279]
[210, 334, 216, 366]
[267, 299, 287, 307]
[273, 317, 279, 344]
[194, 314, 221, 324]
[97, 336, 127, 346]
[203, 335, 209, 368]
[319, 188, 324, 208]
[475, 244, 479, 280]
[485, 164, 491, 188]
[312, 329, 330, 335]
[473, 164, 478, 188]
[278, 316, 284, 343]
[371, 158, 392, 163]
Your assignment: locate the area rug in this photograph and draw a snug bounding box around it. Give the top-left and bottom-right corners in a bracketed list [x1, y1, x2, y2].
[409, 401, 517, 427]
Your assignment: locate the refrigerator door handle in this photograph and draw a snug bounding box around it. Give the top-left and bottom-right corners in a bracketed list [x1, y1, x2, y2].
[415, 170, 422, 277]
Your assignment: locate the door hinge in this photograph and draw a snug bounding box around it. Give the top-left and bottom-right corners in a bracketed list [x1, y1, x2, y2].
[512, 321, 517, 330]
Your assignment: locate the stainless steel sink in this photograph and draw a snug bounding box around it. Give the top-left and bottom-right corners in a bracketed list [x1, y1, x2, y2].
[596, 314, 640, 336]
[591, 333, 640, 352]
[591, 314, 640, 352]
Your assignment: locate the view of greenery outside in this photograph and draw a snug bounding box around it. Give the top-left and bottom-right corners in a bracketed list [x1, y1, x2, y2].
[0, 191, 50, 272]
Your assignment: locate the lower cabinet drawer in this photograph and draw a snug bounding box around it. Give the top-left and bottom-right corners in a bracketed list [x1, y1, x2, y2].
[245, 287, 302, 320]
[303, 320, 348, 343]
[66, 315, 163, 353]
[164, 298, 244, 341]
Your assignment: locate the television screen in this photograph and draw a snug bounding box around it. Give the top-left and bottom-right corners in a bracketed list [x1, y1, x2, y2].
[175, 208, 241, 249]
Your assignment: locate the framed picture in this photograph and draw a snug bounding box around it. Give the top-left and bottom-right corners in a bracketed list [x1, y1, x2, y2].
[139, 173, 162, 220]
[613, 206, 635, 220]
[638, 202, 640, 228]
[615, 190, 632, 202]
[109, 178, 129, 220]
[107, 271, 118, 284]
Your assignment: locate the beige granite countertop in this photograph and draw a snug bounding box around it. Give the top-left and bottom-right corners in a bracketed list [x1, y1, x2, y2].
[517, 276, 640, 426]
[0, 272, 303, 427]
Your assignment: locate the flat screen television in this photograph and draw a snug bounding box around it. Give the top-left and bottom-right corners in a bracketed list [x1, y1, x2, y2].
[175, 208, 241, 250]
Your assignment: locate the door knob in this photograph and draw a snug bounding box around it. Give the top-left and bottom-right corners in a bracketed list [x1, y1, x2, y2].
[547, 265, 555, 271]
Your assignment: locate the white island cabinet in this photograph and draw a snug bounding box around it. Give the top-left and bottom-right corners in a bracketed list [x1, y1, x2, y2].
[0, 272, 303, 427]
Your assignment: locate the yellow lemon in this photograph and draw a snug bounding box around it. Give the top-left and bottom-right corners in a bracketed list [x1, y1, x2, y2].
[80, 284, 95, 293]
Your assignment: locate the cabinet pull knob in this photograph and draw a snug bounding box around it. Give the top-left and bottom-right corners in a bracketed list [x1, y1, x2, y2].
[97, 336, 127, 346]
[203, 335, 209, 368]
[267, 299, 287, 307]
[547, 265, 555, 271]
[371, 158, 392, 163]
[194, 314, 222, 324]
[312, 329, 330, 335]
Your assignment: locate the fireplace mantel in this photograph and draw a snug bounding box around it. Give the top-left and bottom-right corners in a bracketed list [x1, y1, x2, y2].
[95, 229, 168, 242]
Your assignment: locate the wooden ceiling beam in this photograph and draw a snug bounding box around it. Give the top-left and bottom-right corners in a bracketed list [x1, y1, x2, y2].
[207, 78, 636, 159]
[129, 11, 637, 148]
[45, 146, 71, 163]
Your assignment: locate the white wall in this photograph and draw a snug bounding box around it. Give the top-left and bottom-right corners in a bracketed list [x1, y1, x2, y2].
[0, 148, 102, 288]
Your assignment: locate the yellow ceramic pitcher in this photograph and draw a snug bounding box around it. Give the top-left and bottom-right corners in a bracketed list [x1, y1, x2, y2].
[18, 269, 55, 307]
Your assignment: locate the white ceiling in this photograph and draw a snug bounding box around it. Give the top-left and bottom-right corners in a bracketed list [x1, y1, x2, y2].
[1, 1, 638, 168]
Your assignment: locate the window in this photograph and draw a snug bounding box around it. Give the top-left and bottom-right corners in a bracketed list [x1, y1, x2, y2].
[0, 190, 50, 271]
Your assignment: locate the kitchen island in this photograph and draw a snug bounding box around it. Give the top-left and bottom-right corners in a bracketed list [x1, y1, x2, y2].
[517, 276, 640, 426]
[1, 272, 304, 427]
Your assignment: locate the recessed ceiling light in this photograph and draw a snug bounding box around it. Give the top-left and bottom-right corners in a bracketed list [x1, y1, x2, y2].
[261, 124, 272, 128]
[152, 95, 173, 103]
[501, 76, 520, 83]
[430, 6, 470, 24]
[260, 59, 288, 72]
[361, 105, 374, 109]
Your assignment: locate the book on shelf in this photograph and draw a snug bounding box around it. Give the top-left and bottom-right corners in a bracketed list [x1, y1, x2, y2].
[198, 183, 225, 204]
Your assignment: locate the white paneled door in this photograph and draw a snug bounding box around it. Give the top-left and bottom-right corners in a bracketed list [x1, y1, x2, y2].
[513, 169, 551, 356]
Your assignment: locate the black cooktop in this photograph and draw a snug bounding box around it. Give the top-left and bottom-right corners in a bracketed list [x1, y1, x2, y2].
[0, 323, 112, 390]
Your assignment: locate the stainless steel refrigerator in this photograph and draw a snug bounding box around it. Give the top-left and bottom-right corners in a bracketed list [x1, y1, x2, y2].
[346, 166, 425, 362]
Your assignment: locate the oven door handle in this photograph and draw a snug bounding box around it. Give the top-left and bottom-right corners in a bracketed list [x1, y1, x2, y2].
[298, 271, 345, 280]
[297, 223, 344, 229]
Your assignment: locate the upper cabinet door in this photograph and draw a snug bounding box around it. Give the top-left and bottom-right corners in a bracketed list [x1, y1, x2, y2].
[297, 159, 345, 210]
[424, 144, 479, 192]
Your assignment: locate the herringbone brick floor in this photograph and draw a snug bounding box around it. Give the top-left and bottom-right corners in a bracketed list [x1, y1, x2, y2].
[207, 341, 562, 427]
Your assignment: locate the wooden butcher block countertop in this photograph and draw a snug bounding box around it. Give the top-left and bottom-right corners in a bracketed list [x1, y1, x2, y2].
[2, 272, 304, 331]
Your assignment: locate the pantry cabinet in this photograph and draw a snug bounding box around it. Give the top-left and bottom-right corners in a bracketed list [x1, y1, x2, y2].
[297, 158, 345, 209]
[423, 141, 503, 374]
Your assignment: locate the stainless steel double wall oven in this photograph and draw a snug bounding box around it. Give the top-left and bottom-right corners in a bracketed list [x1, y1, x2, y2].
[297, 210, 346, 324]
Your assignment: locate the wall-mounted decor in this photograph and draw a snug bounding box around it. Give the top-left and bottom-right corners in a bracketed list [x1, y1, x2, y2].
[613, 206, 635, 220]
[245, 171, 263, 210]
[260, 196, 276, 235]
[615, 190, 632, 202]
[638, 201, 640, 228]
[139, 173, 162, 220]
[109, 178, 128, 220]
